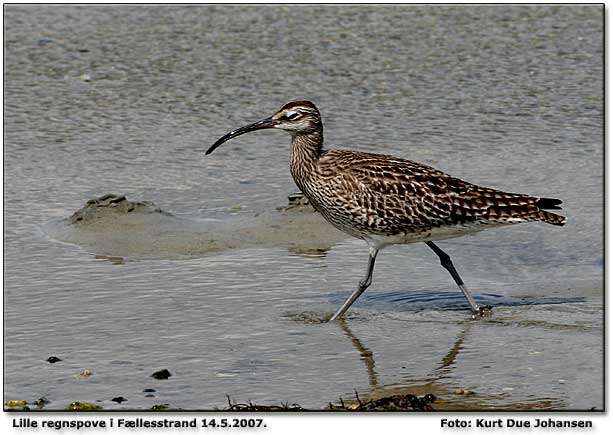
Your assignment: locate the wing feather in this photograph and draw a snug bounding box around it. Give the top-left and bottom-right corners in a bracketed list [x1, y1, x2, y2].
[315, 150, 565, 233]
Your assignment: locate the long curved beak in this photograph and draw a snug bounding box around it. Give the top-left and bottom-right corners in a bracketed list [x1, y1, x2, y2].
[206, 116, 279, 155]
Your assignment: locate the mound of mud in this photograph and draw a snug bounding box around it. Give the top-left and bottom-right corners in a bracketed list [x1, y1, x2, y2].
[43, 193, 347, 259]
[69, 194, 164, 224]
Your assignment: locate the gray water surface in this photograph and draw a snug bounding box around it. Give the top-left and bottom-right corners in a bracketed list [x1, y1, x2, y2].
[3, 5, 603, 410]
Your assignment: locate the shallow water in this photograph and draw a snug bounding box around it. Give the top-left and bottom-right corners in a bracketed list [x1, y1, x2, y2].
[3, 5, 603, 410]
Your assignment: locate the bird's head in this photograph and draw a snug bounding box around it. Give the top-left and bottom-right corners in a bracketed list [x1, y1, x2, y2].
[271, 100, 322, 135]
[206, 100, 322, 155]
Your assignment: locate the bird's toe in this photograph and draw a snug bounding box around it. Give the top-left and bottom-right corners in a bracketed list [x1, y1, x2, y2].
[471, 305, 493, 319]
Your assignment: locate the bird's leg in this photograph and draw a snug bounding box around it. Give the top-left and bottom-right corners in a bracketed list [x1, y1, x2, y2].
[330, 247, 379, 321]
[425, 241, 492, 317]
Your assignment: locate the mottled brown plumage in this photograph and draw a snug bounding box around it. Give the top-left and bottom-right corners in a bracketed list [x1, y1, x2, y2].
[207, 100, 565, 321]
[292, 148, 564, 242]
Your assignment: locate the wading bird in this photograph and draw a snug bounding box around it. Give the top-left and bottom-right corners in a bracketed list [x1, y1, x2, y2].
[207, 100, 565, 321]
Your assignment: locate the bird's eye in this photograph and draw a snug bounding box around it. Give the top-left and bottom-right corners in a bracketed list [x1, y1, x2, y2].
[286, 112, 301, 121]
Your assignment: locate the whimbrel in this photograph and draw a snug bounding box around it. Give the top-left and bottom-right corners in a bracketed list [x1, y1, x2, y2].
[207, 100, 565, 320]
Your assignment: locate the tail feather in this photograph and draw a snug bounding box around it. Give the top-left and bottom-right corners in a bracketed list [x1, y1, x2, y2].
[535, 197, 563, 210]
[534, 210, 566, 226]
[467, 193, 566, 227]
[535, 197, 566, 226]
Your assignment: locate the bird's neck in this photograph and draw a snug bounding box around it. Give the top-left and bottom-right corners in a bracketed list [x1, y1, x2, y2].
[290, 130, 323, 183]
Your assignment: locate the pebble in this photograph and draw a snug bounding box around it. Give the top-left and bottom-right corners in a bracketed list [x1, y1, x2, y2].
[454, 388, 474, 395]
[77, 369, 92, 378]
[151, 369, 172, 380]
[66, 401, 101, 411]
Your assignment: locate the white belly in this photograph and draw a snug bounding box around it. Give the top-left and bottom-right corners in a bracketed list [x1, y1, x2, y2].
[363, 220, 512, 250]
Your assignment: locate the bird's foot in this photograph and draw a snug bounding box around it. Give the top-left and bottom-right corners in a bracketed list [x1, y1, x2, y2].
[471, 305, 492, 319]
